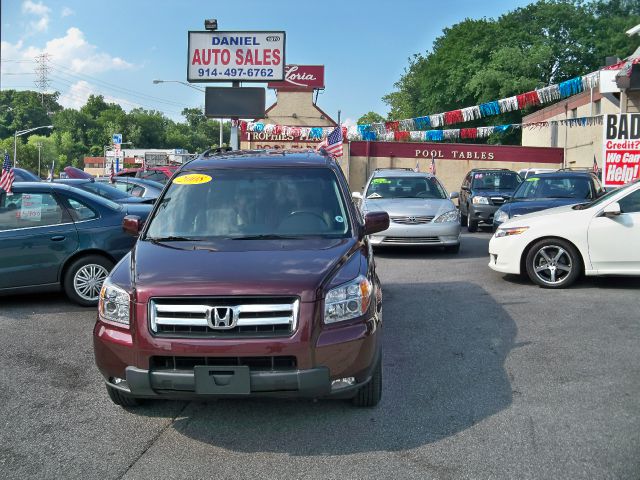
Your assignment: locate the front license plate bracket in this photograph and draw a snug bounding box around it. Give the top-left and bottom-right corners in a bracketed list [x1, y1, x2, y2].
[194, 366, 251, 395]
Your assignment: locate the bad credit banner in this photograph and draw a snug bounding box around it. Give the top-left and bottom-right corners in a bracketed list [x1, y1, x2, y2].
[188, 31, 285, 83]
[603, 113, 640, 187]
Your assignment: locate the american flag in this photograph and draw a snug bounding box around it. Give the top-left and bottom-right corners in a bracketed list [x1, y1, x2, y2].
[47, 161, 54, 181]
[429, 155, 436, 175]
[110, 162, 115, 183]
[0, 152, 15, 194]
[414, 159, 420, 172]
[592, 155, 598, 174]
[317, 126, 343, 158]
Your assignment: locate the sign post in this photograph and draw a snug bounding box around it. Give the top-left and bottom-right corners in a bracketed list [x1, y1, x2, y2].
[602, 113, 640, 188]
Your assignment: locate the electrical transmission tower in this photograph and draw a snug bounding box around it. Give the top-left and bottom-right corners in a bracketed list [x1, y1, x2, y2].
[34, 53, 51, 106]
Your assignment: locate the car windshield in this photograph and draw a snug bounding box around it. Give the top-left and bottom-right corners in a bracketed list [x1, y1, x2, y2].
[81, 182, 131, 200]
[471, 171, 522, 190]
[513, 176, 593, 200]
[574, 181, 638, 210]
[365, 176, 447, 199]
[145, 167, 351, 239]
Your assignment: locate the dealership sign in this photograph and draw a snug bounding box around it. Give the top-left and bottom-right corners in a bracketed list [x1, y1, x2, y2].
[602, 113, 640, 187]
[187, 31, 285, 83]
[268, 65, 325, 90]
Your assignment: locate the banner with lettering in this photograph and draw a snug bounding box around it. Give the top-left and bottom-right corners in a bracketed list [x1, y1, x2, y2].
[602, 113, 640, 187]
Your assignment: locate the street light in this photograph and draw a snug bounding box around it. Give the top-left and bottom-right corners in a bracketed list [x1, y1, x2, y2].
[152, 79, 224, 148]
[14, 125, 53, 167]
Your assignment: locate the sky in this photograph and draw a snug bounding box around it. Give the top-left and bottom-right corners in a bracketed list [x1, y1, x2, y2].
[1, 0, 533, 126]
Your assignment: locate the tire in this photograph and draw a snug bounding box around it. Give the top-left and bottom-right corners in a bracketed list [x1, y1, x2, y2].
[444, 244, 460, 254]
[467, 207, 478, 233]
[525, 238, 581, 289]
[63, 255, 113, 306]
[106, 384, 141, 407]
[352, 356, 382, 407]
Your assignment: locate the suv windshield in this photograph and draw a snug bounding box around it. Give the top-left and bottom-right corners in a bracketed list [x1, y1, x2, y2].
[365, 176, 447, 199]
[471, 171, 522, 190]
[145, 167, 351, 239]
[514, 176, 593, 200]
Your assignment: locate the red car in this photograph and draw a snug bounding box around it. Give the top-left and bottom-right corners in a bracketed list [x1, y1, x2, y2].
[115, 166, 178, 183]
[94, 150, 389, 408]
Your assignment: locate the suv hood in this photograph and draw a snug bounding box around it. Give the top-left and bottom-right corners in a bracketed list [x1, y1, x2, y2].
[131, 238, 357, 303]
[363, 198, 455, 217]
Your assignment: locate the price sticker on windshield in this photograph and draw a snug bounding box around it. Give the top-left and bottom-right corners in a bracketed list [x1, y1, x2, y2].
[173, 174, 212, 185]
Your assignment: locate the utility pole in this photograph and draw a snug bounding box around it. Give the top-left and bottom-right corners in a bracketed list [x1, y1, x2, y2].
[34, 53, 51, 106]
[37, 142, 43, 178]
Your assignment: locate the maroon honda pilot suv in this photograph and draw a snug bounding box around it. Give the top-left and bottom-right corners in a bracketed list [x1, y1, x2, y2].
[93, 150, 389, 407]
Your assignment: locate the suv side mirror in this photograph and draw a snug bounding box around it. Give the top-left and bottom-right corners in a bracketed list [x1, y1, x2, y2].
[449, 191, 459, 200]
[461, 185, 470, 191]
[123, 215, 142, 236]
[602, 202, 621, 217]
[364, 211, 390, 235]
[352, 191, 363, 200]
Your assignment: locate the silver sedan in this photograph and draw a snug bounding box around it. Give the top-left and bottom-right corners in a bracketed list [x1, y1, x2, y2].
[353, 169, 461, 252]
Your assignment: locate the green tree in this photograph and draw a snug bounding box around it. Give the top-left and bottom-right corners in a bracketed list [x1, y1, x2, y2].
[383, 0, 640, 144]
[357, 111, 386, 125]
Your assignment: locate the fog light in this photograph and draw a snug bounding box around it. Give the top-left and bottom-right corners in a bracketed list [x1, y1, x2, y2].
[331, 377, 356, 389]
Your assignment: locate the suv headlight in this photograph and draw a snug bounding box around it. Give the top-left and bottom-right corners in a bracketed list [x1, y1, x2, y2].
[473, 196, 489, 205]
[434, 209, 460, 223]
[494, 210, 509, 223]
[99, 278, 130, 327]
[324, 275, 372, 324]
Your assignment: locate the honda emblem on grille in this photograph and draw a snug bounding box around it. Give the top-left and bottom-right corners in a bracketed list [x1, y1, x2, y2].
[206, 306, 239, 329]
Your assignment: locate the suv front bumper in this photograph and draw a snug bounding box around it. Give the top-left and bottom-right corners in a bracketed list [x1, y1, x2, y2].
[468, 204, 499, 225]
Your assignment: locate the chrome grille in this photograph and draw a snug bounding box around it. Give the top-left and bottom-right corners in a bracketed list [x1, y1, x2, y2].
[149, 297, 299, 337]
[390, 215, 434, 225]
[490, 197, 508, 206]
[383, 236, 440, 244]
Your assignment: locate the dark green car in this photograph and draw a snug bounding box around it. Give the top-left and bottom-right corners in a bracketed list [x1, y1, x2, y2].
[0, 182, 151, 306]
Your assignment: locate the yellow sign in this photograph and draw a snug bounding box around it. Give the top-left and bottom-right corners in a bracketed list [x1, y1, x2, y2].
[173, 174, 212, 185]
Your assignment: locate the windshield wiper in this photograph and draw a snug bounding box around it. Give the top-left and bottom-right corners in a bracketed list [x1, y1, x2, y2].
[147, 236, 201, 242]
[231, 234, 298, 240]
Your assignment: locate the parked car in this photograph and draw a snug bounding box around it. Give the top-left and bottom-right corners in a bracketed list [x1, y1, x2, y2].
[94, 150, 389, 408]
[96, 177, 164, 200]
[55, 178, 154, 204]
[0, 182, 152, 305]
[517, 168, 557, 179]
[493, 171, 605, 228]
[115, 166, 178, 183]
[13, 167, 41, 182]
[353, 168, 460, 252]
[489, 179, 640, 288]
[459, 168, 523, 232]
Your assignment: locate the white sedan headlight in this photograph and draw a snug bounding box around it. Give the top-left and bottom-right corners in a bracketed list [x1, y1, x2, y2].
[495, 226, 529, 238]
[434, 209, 460, 223]
[473, 196, 490, 205]
[99, 278, 130, 327]
[324, 275, 372, 324]
[494, 210, 509, 223]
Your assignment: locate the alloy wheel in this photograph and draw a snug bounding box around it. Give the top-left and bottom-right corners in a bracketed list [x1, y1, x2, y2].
[74, 264, 109, 301]
[532, 245, 572, 285]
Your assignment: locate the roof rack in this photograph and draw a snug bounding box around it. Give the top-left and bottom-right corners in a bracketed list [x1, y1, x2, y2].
[471, 168, 512, 171]
[374, 167, 415, 171]
[556, 167, 593, 172]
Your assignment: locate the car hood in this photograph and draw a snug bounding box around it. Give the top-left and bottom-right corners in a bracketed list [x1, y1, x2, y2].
[130, 237, 358, 303]
[502, 198, 585, 217]
[499, 204, 581, 227]
[362, 198, 455, 216]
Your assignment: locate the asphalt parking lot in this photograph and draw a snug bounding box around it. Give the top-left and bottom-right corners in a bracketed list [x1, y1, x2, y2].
[1, 231, 638, 480]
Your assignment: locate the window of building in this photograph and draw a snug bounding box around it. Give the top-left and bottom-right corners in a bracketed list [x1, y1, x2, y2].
[570, 108, 578, 118]
[594, 100, 601, 115]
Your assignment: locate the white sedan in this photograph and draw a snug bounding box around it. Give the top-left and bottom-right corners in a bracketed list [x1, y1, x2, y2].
[489, 180, 640, 288]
